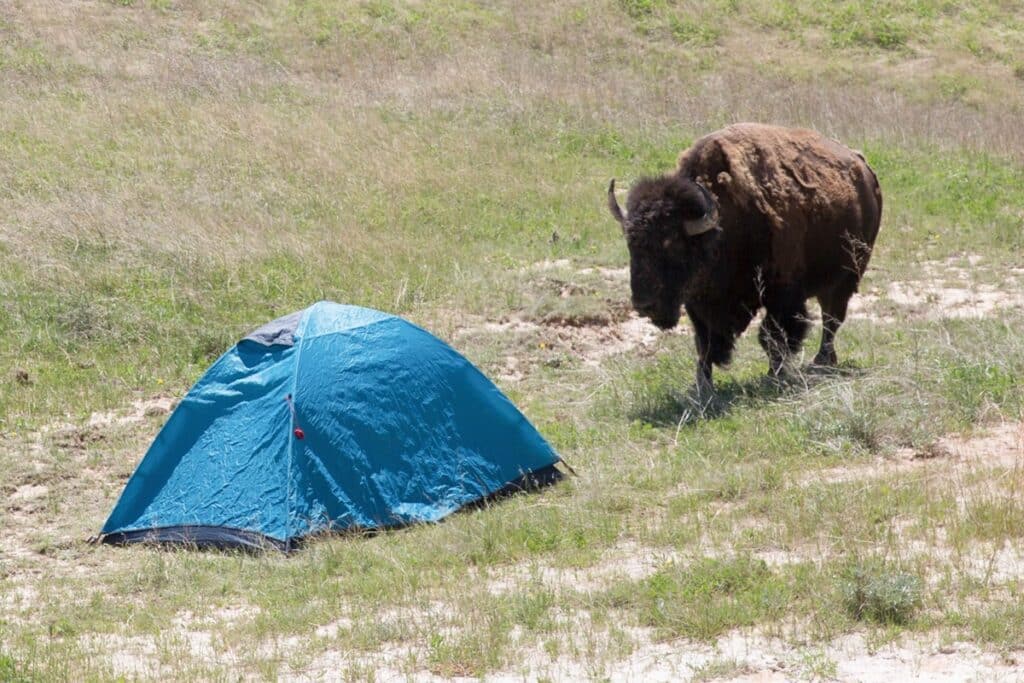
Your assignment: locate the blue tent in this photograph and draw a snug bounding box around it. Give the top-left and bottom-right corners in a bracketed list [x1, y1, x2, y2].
[99, 302, 562, 551]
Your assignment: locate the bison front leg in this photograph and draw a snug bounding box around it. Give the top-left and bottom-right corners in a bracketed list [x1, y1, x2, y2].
[758, 286, 810, 377]
[686, 307, 735, 397]
[687, 310, 715, 397]
[695, 355, 714, 398]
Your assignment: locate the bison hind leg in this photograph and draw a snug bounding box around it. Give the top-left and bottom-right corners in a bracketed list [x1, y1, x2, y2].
[814, 276, 859, 366]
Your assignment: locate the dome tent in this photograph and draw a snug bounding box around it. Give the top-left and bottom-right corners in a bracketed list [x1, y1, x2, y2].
[99, 302, 563, 551]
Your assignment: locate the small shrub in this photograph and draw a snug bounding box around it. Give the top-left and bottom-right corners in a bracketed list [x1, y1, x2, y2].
[841, 563, 922, 624]
[692, 658, 750, 682]
[618, 0, 661, 19]
[872, 18, 908, 49]
[936, 74, 971, 101]
[799, 649, 839, 680]
[669, 17, 721, 46]
[363, 0, 398, 22]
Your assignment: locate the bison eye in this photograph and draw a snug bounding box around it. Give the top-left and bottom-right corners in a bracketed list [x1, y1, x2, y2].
[626, 230, 659, 251]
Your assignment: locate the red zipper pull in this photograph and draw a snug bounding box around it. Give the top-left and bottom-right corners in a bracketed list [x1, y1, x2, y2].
[285, 394, 304, 439]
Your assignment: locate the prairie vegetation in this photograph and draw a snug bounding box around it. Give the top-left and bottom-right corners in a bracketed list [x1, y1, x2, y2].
[2, 1, 1024, 679]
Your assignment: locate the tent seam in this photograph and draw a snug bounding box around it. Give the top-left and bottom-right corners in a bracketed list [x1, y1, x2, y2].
[284, 311, 313, 552]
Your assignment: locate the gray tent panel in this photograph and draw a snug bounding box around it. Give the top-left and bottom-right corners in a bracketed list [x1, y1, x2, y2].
[243, 310, 302, 347]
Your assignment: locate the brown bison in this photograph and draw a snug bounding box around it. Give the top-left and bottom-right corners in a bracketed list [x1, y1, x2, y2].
[608, 123, 882, 394]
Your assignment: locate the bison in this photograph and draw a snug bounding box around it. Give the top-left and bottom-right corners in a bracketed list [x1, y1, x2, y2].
[608, 123, 882, 395]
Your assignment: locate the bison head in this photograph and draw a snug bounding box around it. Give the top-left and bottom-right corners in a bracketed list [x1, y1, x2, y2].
[608, 175, 719, 329]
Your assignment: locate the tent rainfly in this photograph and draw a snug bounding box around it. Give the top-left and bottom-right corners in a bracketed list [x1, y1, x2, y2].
[99, 301, 563, 551]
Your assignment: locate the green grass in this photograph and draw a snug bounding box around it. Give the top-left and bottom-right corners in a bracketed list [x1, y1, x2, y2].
[602, 556, 801, 640]
[868, 145, 1024, 259]
[968, 603, 1024, 651]
[4, 0, 1024, 679]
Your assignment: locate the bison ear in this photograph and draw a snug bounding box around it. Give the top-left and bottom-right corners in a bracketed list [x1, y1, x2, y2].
[607, 179, 626, 233]
[682, 181, 719, 237]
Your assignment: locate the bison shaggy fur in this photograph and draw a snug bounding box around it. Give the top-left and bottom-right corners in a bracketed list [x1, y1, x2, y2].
[608, 123, 883, 394]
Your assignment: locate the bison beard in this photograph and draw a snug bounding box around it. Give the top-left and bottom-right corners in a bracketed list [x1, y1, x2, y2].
[608, 123, 883, 395]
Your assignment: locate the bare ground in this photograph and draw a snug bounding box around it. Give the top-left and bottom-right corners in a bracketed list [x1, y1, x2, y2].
[453, 262, 684, 382]
[851, 255, 1024, 323]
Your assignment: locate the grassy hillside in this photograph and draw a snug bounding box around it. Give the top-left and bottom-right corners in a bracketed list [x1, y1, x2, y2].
[2, 1, 1024, 680]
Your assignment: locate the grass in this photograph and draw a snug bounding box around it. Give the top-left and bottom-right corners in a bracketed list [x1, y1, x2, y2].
[602, 556, 800, 640]
[968, 603, 1024, 651]
[3, 0, 1024, 679]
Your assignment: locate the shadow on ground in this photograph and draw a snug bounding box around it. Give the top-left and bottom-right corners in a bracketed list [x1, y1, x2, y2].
[628, 362, 866, 428]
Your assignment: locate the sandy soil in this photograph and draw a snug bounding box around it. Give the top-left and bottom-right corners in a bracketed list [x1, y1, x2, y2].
[455, 262, 683, 382]
[851, 255, 1024, 323]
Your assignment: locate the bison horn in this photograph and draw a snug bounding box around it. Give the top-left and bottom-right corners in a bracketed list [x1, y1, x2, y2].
[607, 179, 626, 231]
[683, 181, 719, 236]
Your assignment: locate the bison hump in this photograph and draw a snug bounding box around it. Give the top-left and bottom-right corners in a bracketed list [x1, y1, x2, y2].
[677, 123, 863, 233]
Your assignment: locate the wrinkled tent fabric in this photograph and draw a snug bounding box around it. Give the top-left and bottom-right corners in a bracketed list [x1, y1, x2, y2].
[99, 302, 562, 551]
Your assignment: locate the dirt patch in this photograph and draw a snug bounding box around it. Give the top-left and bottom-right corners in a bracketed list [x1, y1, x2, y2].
[900, 523, 1024, 586]
[779, 422, 1024, 585]
[500, 628, 1024, 682]
[936, 421, 1024, 467]
[0, 395, 177, 585]
[851, 256, 1024, 322]
[79, 634, 164, 680]
[483, 540, 683, 596]
[86, 396, 177, 429]
[884, 280, 1023, 319]
[576, 265, 632, 283]
[804, 421, 1023, 487]
[456, 262, 684, 381]
[281, 643, 419, 682]
[522, 258, 576, 273]
[459, 312, 675, 382]
[9, 484, 49, 503]
[479, 539, 808, 602]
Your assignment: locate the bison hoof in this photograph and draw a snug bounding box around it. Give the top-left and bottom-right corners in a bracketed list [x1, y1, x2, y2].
[812, 352, 838, 367]
[767, 358, 790, 378]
